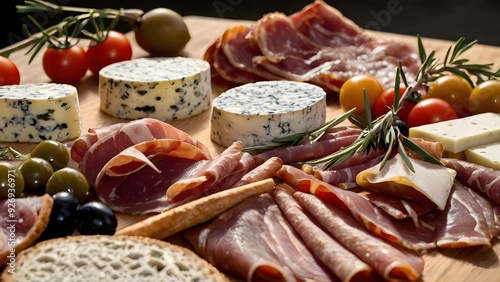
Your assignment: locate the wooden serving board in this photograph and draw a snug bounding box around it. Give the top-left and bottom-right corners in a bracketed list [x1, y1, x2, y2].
[3, 16, 500, 281]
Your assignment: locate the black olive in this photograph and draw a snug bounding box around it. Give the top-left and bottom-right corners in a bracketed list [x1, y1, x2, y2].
[77, 201, 117, 235]
[40, 191, 79, 240]
[395, 119, 409, 137]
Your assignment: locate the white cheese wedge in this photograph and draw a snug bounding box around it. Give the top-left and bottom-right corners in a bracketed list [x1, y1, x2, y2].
[210, 81, 327, 147]
[409, 112, 500, 153]
[356, 154, 457, 210]
[99, 57, 211, 121]
[465, 140, 500, 170]
[0, 83, 82, 143]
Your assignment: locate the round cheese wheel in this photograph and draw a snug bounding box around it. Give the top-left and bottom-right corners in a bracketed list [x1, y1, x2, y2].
[99, 57, 211, 121]
[211, 81, 327, 147]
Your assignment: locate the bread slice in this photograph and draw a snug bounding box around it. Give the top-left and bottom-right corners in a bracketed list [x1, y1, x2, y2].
[1, 235, 229, 282]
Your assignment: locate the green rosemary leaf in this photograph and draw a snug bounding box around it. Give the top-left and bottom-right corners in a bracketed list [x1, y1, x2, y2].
[417, 35, 426, 63]
[397, 138, 415, 172]
[401, 135, 442, 166]
[392, 66, 402, 111]
[444, 67, 474, 86]
[450, 37, 466, 62]
[443, 45, 451, 66]
[454, 39, 478, 59]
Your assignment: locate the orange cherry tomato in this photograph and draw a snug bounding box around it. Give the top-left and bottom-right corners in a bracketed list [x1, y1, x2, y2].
[426, 75, 472, 117]
[468, 80, 500, 115]
[339, 74, 384, 117]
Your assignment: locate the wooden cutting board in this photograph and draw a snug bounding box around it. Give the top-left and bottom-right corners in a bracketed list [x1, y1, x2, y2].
[3, 16, 500, 282]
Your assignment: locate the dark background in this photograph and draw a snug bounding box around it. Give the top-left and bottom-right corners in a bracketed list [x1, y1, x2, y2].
[2, 0, 499, 49]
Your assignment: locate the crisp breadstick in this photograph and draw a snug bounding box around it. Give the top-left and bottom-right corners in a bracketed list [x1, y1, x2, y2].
[115, 178, 276, 239]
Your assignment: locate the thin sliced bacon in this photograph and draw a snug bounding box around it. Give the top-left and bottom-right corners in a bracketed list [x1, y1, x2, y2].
[94, 139, 210, 214]
[273, 188, 376, 281]
[293, 191, 424, 281]
[184, 193, 337, 281]
[72, 118, 211, 186]
[444, 158, 500, 205]
[276, 165, 437, 250]
[166, 141, 244, 203]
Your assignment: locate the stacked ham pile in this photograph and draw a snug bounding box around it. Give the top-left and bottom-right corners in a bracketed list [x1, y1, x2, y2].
[70, 119, 500, 281]
[206, 0, 420, 92]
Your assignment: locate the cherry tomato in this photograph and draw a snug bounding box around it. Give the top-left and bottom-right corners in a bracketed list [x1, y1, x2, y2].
[426, 75, 472, 117]
[339, 74, 384, 117]
[0, 56, 21, 86]
[86, 30, 132, 74]
[407, 98, 458, 127]
[468, 80, 500, 115]
[43, 46, 89, 84]
[372, 87, 416, 123]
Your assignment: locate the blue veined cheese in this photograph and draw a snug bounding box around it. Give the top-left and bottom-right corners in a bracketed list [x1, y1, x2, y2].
[99, 57, 211, 121]
[0, 83, 82, 143]
[211, 81, 327, 147]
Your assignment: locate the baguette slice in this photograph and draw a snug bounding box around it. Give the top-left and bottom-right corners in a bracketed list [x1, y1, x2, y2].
[1, 235, 229, 282]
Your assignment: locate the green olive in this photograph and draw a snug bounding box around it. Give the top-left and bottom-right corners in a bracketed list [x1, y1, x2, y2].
[18, 157, 54, 195]
[134, 8, 191, 56]
[0, 161, 25, 199]
[31, 140, 70, 171]
[46, 167, 89, 203]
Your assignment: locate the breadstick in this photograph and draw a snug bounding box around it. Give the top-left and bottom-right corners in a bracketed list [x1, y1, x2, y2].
[115, 178, 276, 239]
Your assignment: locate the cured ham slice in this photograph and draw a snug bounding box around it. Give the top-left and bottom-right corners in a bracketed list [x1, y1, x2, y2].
[276, 165, 437, 250]
[314, 154, 384, 185]
[206, 0, 420, 92]
[94, 139, 210, 214]
[432, 181, 493, 248]
[293, 191, 424, 281]
[72, 118, 211, 186]
[273, 188, 376, 281]
[166, 141, 244, 203]
[254, 134, 358, 165]
[184, 193, 337, 282]
[231, 156, 283, 188]
[444, 158, 500, 205]
[0, 195, 53, 266]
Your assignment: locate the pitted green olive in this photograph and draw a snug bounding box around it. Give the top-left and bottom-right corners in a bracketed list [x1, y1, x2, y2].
[31, 140, 70, 171]
[0, 161, 25, 199]
[18, 157, 54, 195]
[46, 167, 89, 203]
[134, 8, 191, 56]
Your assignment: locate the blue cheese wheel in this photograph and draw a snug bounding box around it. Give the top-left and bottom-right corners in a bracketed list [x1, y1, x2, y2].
[0, 83, 82, 143]
[99, 57, 211, 121]
[211, 81, 327, 147]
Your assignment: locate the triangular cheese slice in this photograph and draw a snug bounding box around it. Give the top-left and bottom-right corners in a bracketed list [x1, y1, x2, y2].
[356, 154, 456, 210]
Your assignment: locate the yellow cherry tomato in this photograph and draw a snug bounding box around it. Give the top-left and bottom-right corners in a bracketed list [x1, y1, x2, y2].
[468, 80, 500, 115]
[426, 75, 472, 117]
[339, 74, 384, 117]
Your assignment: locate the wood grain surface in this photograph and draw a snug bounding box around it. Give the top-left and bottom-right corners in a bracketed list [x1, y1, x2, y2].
[2, 16, 500, 282]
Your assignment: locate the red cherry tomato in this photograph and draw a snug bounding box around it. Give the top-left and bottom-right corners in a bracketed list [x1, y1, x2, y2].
[372, 87, 416, 123]
[407, 98, 458, 127]
[43, 46, 89, 84]
[0, 56, 21, 86]
[86, 30, 132, 74]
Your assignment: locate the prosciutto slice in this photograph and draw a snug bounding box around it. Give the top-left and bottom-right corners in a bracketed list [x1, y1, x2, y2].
[94, 139, 210, 214]
[276, 165, 437, 250]
[444, 158, 500, 205]
[293, 191, 424, 281]
[184, 193, 336, 282]
[71, 118, 211, 186]
[273, 188, 376, 281]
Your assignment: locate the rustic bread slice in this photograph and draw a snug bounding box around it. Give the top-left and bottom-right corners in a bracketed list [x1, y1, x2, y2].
[1, 235, 229, 282]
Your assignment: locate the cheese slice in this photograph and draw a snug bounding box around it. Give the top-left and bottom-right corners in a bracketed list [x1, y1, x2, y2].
[409, 112, 500, 153]
[465, 140, 500, 170]
[356, 154, 456, 210]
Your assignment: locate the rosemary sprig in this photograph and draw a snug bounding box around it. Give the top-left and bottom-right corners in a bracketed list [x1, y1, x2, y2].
[247, 36, 499, 172]
[243, 108, 356, 152]
[0, 0, 143, 59]
[311, 36, 499, 171]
